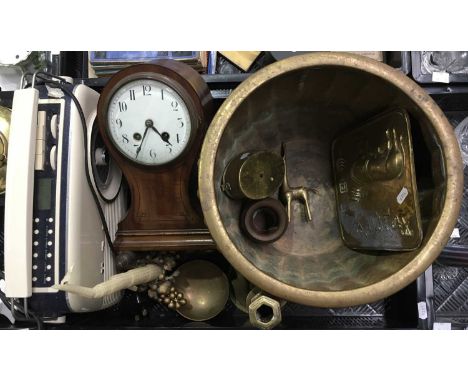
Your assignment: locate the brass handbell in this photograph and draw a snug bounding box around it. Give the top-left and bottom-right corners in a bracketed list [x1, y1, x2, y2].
[0, 105, 11, 194]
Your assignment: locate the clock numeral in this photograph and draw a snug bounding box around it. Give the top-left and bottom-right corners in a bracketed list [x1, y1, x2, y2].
[176, 133, 180, 143]
[166, 144, 172, 153]
[119, 101, 127, 112]
[122, 134, 129, 144]
[177, 117, 184, 128]
[171, 100, 178, 111]
[143, 85, 151, 96]
[161, 89, 164, 100]
[116, 118, 123, 128]
[149, 149, 157, 159]
[129, 89, 136, 101]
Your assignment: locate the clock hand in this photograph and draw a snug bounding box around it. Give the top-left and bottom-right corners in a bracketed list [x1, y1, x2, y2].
[151, 127, 172, 146]
[160, 131, 172, 147]
[145, 119, 172, 147]
[136, 123, 152, 158]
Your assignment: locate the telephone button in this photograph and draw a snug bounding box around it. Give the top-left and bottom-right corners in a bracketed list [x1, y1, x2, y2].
[50, 114, 58, 139]
[50, 145, 57, 170]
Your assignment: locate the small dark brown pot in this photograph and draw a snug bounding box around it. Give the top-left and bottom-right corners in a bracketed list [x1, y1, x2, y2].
[240, 198, 288, 243]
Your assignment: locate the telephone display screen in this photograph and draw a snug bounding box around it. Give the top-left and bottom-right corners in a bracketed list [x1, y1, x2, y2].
[37, 178, 52, 210]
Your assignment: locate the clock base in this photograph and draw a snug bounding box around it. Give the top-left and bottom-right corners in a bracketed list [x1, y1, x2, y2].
[114, 228, 216, 252]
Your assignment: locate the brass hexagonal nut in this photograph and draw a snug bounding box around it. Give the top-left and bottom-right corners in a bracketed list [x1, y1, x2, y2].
[248, 294, 282, 330]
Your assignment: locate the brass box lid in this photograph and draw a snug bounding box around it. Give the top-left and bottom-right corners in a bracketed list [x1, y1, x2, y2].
[332, 108, 423, 251]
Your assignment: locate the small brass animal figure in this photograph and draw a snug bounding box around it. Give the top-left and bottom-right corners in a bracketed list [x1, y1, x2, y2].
[280, 143, 318, 222]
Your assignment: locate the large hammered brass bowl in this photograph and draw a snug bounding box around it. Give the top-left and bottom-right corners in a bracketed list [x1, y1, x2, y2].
[199, 52, 463, 307]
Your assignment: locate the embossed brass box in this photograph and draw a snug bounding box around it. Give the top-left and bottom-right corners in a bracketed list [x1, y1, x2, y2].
[332, 108, 423, 251]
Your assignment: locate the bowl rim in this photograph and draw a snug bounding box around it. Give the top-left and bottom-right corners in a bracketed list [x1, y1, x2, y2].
[198, 52, 463, 308]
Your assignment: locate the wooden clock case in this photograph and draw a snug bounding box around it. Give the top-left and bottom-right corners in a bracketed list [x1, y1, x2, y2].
[97, 60, 215, 252]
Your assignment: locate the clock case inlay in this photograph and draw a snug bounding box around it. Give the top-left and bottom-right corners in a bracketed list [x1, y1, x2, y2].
[97, 60, 215, 251]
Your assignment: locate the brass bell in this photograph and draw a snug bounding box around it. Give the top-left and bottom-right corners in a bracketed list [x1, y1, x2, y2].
[173, 260, 229, 321]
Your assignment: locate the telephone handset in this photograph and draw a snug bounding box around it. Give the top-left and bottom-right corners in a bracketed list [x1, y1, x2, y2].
[4, 88, 38, 298]
[3, 83, 126, 316]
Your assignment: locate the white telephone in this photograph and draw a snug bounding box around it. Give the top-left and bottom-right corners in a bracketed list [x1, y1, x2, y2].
[4, 81, 126, 317]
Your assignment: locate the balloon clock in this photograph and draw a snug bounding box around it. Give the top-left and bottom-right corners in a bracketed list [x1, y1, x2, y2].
[97, 60, 215, 251]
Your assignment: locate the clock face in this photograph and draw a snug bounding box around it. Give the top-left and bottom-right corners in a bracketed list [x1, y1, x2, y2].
[107, 79, 192, 166]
